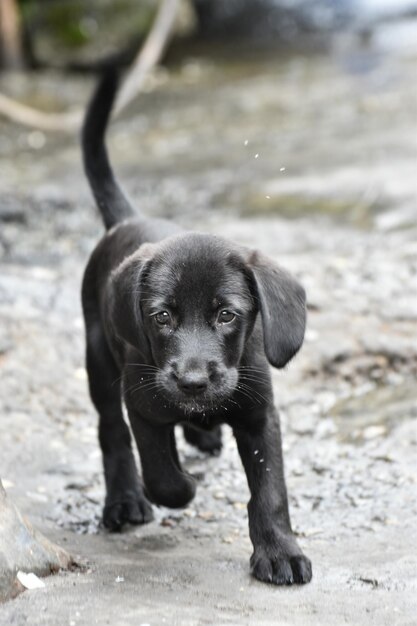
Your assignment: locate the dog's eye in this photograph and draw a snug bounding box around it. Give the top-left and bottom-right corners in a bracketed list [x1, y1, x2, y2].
[154, 311, 171, 326]
[217, 310, 235, 324]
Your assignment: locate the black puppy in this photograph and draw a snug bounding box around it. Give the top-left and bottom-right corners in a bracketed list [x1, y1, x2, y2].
[81, 70, 312, 586]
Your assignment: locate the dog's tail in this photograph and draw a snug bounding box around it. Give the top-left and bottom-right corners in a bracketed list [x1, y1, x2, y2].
[82, 69, 135, 230]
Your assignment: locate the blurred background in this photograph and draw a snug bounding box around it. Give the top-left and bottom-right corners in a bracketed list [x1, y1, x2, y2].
[0, 0, 416, 622]
[0, 0, 416, 226]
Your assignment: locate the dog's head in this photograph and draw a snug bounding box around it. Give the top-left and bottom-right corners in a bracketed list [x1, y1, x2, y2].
[110, 233, 306, 412]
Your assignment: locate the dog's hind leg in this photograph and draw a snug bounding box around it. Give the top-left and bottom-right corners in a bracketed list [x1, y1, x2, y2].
[183, 424, 222, 456]
[85, 318, 153, 531]
[128, 413, 196, 508]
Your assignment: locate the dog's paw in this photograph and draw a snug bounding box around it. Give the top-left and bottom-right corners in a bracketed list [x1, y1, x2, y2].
[144, 472, 196, 509]
[103, 492, 153, 532]
[250, 548, 312, 586]
[183, 424, 222, 456]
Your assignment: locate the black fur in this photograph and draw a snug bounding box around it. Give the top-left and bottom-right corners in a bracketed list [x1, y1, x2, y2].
[81, 70, 134, 229]
[81, 71, 312, 585]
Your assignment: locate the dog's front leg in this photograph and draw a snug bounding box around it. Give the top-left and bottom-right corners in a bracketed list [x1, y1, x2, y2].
[233, 406, 312, 585]
[128, 412, 196, 509]
[84, 320, 153, 531]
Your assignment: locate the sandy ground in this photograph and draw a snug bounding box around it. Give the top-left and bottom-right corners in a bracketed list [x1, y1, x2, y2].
[0, 23, 416, 626]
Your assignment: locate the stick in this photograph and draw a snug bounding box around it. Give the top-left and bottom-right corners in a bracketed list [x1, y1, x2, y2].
[115, 0, 179, 114]
[0, 92, 82, 131]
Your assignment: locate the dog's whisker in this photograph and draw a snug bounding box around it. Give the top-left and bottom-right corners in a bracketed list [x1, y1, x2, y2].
[235, 385, 256, 404]
[227, 397, 240, 409]
[116, 371, 153, 386]
[236, 382, 267, 405]
[123, 367, 161, 377]
[130, 378, 160, 391]
[126, 364, 161, 374]
[239, 378, 267, 397]
[123, 376, 157, 396]
[238, 369, 267, 378]
[238, 365, 266, 370]
[129, 381, 163, 397]
[238, 374, 268, 384]
[126, 362, 160, 368]
[238, 377, 270, 391]
[238, 374, 268, 386]
[238, 381, 268, 404]
[237, 373, 269, 385]
[111, 374, 124, 387]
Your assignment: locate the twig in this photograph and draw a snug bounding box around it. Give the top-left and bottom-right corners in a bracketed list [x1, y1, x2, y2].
[0, 92, 82, 131]
[115, 0, 179, 114]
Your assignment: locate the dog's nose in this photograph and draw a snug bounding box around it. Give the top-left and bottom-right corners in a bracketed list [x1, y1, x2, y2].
[177, 371, 208, 395]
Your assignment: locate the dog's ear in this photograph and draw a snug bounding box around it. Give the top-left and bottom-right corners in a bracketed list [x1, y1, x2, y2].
[109, 244, 155, 356]
[246, 250, 306, 369]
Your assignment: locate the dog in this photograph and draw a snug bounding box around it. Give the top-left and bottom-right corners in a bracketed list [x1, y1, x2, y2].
[81, 70, 312, 586]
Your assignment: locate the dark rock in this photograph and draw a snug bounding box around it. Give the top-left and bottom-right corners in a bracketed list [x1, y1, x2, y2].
[0, 481, 73, 603]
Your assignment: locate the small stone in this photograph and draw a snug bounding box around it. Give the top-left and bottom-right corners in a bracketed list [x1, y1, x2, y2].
[292, 467, 304, 477]
[303, 528, 324, 537]
[198, 511, 215, 520]
[363, 425, 387, 440]
[17, 571, 45, 590]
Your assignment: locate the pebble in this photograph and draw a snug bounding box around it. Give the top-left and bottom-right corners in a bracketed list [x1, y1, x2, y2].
[363, 425, 387, 440]
[17, 571, 45, 590]
[198, 511, 215, 520]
